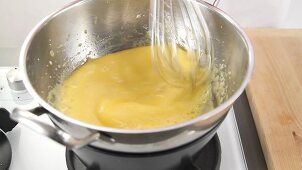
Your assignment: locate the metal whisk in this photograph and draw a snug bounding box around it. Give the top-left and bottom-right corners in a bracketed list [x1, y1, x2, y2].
[150, 0, 212, 87]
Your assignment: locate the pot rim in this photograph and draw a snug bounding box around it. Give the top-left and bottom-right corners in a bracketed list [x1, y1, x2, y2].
[19, 0, 254, 134]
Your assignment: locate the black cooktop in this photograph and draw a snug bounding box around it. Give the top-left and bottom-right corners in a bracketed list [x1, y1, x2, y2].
[0, 108, 17, 170]
[66, 134, 221, 170]
[0, 129, 11, 170]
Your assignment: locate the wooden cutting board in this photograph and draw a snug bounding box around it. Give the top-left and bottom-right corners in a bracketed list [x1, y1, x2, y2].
[245, 29, 302, 170]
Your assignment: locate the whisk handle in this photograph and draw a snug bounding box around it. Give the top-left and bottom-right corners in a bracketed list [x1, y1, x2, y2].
[213, 0, 220, 7]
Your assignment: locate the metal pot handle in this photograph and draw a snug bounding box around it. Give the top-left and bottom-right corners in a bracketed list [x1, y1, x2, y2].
[11, 108, 100, 149]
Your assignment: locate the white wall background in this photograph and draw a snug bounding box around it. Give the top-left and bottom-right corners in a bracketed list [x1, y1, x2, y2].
[0, 0, 301, 47]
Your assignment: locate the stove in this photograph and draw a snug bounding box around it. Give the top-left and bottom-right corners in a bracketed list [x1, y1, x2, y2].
[66, 134, 221, 170]
[0, 67, 248, 170]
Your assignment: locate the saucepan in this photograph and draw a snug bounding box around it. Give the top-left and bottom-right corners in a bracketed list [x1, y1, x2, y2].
[11, 0, 253, 153]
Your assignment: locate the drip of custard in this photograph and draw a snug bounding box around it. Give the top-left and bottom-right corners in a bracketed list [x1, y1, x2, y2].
[52, 46, 212, 129]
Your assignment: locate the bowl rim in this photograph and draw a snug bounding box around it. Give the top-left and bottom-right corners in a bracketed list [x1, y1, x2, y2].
[19, 0, 254, 134]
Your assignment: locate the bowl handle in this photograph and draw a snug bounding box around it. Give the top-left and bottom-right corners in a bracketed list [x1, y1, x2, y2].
[10, 107, 100, 149]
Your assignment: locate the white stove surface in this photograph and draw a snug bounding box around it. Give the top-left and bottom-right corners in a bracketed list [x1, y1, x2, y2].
[0, 67, 247, 170]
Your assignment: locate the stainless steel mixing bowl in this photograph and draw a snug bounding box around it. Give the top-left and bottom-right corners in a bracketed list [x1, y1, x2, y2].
[11, 0, 253, 153]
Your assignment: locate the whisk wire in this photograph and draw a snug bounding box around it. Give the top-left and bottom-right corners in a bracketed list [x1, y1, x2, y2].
[150, 0, 211, 87]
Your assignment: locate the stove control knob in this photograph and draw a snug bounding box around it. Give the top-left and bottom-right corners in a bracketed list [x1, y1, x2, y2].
[6, 68, 26, 92]
[6, 67, 33, 105]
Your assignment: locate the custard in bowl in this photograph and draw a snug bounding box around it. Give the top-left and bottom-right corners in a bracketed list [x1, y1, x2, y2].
[50, 46, 213, 129]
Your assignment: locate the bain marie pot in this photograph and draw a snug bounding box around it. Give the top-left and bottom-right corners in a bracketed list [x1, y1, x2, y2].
[11, 0, 253, 153]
